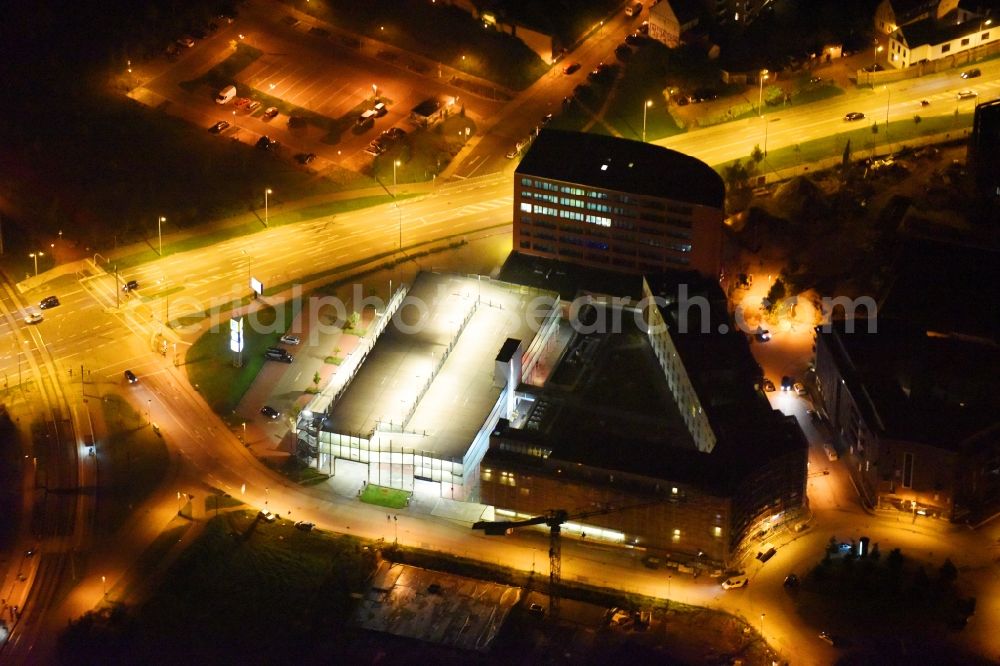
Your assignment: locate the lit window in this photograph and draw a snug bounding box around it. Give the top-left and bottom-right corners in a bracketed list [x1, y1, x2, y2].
[483, 468, 492, 480]
[520, 202, 533, 213]
[600, 164, 608, 171]
[672, 529, 681, 542]
[671, 487, 678, 495]
[713, 526, 722, 537]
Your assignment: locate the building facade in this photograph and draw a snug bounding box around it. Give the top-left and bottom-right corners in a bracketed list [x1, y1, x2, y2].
[479, 267, 808, 568]
[814, 319, 1000, 522]
[514, 129, 725, 279]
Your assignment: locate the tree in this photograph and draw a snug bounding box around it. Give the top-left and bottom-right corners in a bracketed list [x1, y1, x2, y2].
[312, 371, 321, 389]
[751, 144, 763, 164]
[913, 114, 922, 124]
[887, 547, 904, 572]
[938, 558, 958, 586]
[346, 311, 360, 329]
[763, 278, 787, 312]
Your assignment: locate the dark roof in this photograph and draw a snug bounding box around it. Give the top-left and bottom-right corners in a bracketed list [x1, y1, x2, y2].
[821, 318, 1000, 450]
[516, 129, 725, 210]
[671, 0, 704, 25]
[893, 15, 978, 47]
[879, 237, 1000, 343]
[498, 252, 645, 301]
[644, 273, 767, 438]
[489, 266, 805, 492]
[888, 0, 940, 24]
[496, 338, 521, 363]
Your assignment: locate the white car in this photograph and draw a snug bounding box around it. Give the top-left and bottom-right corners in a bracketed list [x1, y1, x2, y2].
[721, 574, 748, 589]
[794, 382, 806, 396]
[957, 89, 978, 99]
[280, 334, 300, 345]
[823, 444, 839, 461]
[24, 310, 43, 325]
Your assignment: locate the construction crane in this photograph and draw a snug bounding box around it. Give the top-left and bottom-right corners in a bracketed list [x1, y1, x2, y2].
[472, 500, 662, 618]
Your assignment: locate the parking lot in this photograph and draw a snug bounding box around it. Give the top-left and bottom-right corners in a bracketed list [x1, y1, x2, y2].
[131, 1, 504, 176]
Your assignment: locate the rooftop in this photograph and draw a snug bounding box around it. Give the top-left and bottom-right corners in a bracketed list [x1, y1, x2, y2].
[893, 13, 980, 47]
[493, 256, 804, 491]
[878, 237, 1000, 344]
[516, 129, 725, 211]
[823, 317, 1000, 449]
[323, 273, 555, 459]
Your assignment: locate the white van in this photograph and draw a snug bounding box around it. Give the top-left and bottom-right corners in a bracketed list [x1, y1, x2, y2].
[216, 85, 237, 104]
[625, 2, 643, 17]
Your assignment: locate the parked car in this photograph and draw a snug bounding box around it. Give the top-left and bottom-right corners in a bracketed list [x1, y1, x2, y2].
[794, 382, 807, 396]
[819, 631, 836, 646]
[844, 111, 865, 121]
[528, 602, 545, 617]
[280, 334, 301, 345]
[124, 369, 138, 384]
[625, 32, 644, 45]
[756, 543, 777, 562]
[540, 113, 553, 125]
[296, 152, 316, 165]
[247, 100, 261, 112]
[823, 444, 839, 461]
[176, 36, 195, 48]
[961, 68, 981, 79]
[373, 102, 387, 117]
[755, 328, 771, 342]
[721, 575, 748, 589]
[385, 127, 406, 140]
[263, 106, 279, 119]
[563, 62, 581, 75]
[122, 279, 139, 292]
[24, 310, 43, 325]
[783, 573, 799, 588]
[256, 136, 279, 151]
[294, 521, 314, 531]
[209, 120, 230, 133]
[957, 89, 978, 99]
[260, 405, 279, 419]
[258, 510, 277, 522]
[762, 378, 776, 392]
[39, 295, 60, 309]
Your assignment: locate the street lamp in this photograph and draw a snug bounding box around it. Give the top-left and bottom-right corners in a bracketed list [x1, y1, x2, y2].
[29, 251, 44, 276]
[874, 44, 883, 68]
[264, 188, 272, 227]
[157, 216, 166, 256]
[760, 612, 765, 637]
[757, 69, 769, 116]
[102, 575, 107, 596]
[642, 99, 653, 142]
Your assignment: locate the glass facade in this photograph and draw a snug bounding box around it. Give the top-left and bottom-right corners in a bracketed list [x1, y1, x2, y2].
[515, 176, 702, 272]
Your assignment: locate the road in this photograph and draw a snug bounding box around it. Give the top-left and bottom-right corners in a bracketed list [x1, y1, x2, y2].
[5, 7, 1000, 664]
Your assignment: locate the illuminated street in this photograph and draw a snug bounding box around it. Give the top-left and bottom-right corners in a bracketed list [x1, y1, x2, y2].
[2, 0, 999, 663]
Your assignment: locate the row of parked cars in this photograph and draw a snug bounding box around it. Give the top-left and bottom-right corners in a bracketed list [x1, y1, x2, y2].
[164, 12, 234, 60]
